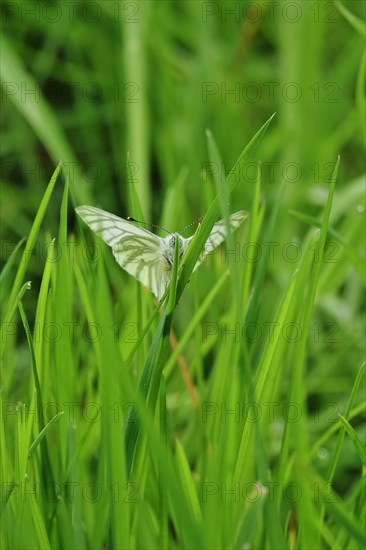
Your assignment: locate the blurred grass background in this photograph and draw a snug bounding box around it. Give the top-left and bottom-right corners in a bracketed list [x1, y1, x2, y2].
[1, 1, 365, 549]
[2, 1, 364, 230]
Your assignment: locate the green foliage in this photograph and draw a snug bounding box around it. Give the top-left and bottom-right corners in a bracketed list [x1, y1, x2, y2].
[1, 2, 365, 548]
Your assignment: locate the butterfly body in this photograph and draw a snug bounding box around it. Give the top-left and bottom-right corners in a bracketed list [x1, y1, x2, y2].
[76, 206, 247, 300]
[161, 234, 188, 266]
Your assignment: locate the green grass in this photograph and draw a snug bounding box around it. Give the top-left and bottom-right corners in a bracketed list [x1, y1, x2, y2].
[1, 1, 365, 549]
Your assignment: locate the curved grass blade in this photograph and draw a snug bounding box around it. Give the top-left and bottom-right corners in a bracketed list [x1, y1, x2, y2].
[28, 412, 64, 458]
[17, 294, 55, 494]
[205, 129, 242, 303]
[176, 113, 275, 303]
[327, 361, 365, 480]
[1, 163, 61, 358]
[338, 415, 366, 465]
[310, 401, 366, 458]
[175, 439, 203, 523]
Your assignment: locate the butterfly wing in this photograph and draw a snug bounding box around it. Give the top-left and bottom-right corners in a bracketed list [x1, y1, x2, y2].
[112, 238, 170, 300]
[190, 210, 248, 272]
[76, 206, 169, 299]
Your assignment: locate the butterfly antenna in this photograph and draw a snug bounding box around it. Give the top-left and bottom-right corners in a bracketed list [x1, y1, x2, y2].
[127, 216, 174, 236]
[180, 217, 204, 234]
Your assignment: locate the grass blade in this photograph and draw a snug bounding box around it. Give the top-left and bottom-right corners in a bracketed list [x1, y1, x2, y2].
[1, 163, 61, 357]
[338, 415, 366, 465]
[176, 113, 275, 302]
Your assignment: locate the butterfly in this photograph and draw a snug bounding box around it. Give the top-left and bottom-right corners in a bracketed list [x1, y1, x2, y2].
[76, 206, 247, 300]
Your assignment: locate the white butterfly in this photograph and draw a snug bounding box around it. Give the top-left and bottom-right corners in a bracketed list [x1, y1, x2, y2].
[76, 206, 247, 300]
